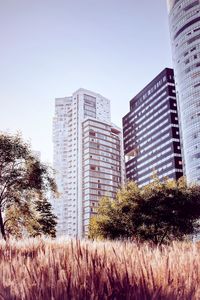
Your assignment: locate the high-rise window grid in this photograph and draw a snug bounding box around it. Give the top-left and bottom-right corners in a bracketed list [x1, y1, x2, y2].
[123, 68, 183, 186]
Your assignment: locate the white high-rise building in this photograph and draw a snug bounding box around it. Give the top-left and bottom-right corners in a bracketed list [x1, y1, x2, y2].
[167, 0, 200, 183]
[52, 89, 124, 237]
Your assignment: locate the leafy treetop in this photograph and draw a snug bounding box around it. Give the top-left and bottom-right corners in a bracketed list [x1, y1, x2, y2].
[89, 177, 200, 245]
[0, 133, 57, 240]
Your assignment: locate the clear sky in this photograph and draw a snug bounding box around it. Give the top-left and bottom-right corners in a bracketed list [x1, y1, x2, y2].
[0, 0, 172, 164]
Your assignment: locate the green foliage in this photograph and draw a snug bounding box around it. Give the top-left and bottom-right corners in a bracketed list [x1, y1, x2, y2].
[4, 202, 41, 238]
[0, 132, 57, 240]
[35, 199, 57, 238]
[89, 178, 200, 244]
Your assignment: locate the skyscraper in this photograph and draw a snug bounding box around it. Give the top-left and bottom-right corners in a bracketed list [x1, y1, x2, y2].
[167, 0, 200, 183]
[82, 118, 124, 236]
[52, 89, 124, 238]
[123, 68, 183, 186]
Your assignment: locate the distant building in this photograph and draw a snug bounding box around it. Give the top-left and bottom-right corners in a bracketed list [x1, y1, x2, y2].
[122, 68, 183, 186]
[52, 89, 124, 238]
[167, 0, 200, 183]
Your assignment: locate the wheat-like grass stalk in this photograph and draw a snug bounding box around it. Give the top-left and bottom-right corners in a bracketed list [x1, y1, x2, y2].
[0, 238, 200, 299]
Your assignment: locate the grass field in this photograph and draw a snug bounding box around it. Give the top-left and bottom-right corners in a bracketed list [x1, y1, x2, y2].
[0, 238, 200, 299]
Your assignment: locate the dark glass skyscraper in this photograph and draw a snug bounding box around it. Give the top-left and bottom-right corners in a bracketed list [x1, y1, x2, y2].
[123, 68, 183, 186]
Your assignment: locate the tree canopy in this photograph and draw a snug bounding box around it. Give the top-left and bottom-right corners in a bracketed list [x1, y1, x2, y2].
[89, 178, 200, 245]
[0, 133, 57, 240]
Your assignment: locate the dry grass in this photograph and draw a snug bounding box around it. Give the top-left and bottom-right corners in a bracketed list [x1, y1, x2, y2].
[0, 238, 200, 299]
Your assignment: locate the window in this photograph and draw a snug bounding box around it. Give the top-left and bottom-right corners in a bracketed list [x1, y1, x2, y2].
[89, 130, 96, 137]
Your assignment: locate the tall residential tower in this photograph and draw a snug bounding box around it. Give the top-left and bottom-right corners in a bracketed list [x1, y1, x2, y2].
[52, 89, 124, 237]
[123, 68, 183, 186]
[167, 0, 200, 183]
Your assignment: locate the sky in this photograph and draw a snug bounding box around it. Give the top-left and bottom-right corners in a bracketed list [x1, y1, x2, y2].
[0, 0, 172, 164]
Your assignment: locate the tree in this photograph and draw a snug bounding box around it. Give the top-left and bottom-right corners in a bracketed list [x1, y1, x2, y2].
[89, 178, 200, 245]
[4, 202, 40, 238]
[0, 132, 57, 240]
[35, 198, 57, 238]
[4, 199, 57, 239]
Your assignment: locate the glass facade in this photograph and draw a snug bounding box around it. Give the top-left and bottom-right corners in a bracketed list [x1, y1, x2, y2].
[123, 68, 183, 186]
[168, 0, 200, 183]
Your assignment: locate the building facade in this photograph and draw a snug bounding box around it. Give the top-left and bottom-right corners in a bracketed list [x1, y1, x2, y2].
[82, 119, 124, 236]
[167, 0, 200, 183]
[123, 68, 183, 186]
[52, 89, 124, 237]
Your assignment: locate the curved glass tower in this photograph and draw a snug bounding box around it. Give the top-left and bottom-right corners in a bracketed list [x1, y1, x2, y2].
[167, 0, 200, 183]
